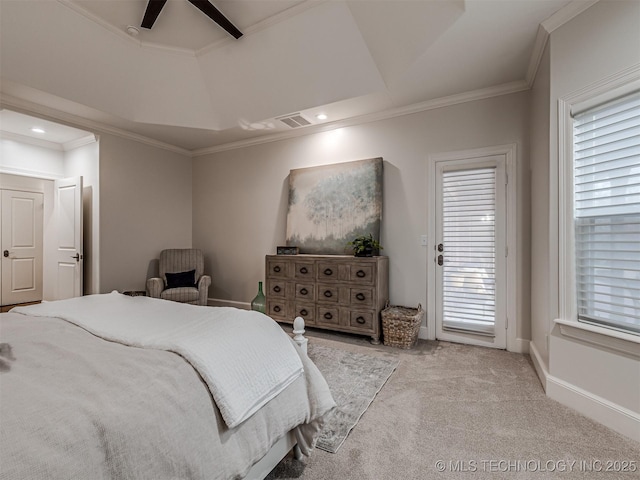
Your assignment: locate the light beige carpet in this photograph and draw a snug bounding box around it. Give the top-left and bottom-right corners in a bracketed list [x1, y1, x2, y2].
[268, 329, 639, 479]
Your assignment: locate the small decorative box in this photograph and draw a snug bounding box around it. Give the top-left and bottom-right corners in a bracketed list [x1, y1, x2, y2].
[277, 246, 299, 255]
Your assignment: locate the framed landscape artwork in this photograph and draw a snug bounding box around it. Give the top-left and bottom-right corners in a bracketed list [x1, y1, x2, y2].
[286, 158, 383, 254]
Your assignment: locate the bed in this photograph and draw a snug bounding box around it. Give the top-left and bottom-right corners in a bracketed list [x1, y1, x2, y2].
[0, 292, 335, 479]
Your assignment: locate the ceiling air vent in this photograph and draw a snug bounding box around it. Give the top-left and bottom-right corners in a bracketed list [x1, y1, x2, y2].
[277, 113, 312, 129]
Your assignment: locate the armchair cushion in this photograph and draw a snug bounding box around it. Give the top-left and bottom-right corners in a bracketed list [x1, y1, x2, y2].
[161, 287, 199, 304]
[166, 270, 196, 289]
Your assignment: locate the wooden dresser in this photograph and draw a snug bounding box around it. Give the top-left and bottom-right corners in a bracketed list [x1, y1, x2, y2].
[265, 255, 389, 344]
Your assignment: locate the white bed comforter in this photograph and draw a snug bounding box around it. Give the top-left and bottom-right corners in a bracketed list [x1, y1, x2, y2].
[14, 292, 303, 428]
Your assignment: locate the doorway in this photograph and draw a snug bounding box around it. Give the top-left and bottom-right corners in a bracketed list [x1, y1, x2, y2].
[428, 144, 516, 350]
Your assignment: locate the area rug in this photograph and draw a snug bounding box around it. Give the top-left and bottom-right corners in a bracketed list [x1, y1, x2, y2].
[307, 343, 399, 453]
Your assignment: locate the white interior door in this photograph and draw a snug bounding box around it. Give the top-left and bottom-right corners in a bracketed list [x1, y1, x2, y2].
[54, 177, 83, 300]
[434, 155, 507, 349]
[1, 190, 44, 305]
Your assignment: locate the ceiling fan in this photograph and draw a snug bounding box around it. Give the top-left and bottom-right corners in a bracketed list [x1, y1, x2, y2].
[141, 0, 243, 39]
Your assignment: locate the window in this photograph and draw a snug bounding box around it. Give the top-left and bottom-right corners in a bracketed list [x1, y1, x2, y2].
[572, 91, 640, 335]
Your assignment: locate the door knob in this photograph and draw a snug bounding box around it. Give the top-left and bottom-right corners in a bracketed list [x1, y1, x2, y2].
[3, 250, 8, 258]
[71, 253, 81, 261]
[437, 243, 444, 252]
[437, 255, 444, 266]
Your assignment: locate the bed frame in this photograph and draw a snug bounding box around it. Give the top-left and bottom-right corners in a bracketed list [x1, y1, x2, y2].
[245, 316, 308, 480]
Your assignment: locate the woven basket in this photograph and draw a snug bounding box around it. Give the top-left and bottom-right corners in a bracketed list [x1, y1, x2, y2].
[381, 303, 424, 349]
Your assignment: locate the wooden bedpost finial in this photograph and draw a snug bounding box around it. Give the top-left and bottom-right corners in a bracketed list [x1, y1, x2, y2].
[292, 316, 308, 355]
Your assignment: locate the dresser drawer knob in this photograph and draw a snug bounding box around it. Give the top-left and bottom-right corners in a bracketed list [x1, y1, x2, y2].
[273, 285, 281, 293]
[356, 316, 366, 324]
[274, 266, 281, 273]
[356, 270, 366, 278]
[324, 312, 333, 320]
[300, 288, 308, 295]
[300, 267, 308, 274]
[356, 292, 366, 301]
[323, 268, 333, 276]
[274, 305, 281, 312]
[323, 290, 333, 298]
[300, 309, 308, 316]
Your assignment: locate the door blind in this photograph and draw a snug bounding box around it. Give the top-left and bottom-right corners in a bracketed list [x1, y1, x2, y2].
[573, 91, 640, 334]
[441, 167, 496, 336]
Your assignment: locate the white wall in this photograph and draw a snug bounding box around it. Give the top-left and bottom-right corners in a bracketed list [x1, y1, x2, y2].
[0, 137, 64, 178]
[98, 133, 192, 293]
[530, 0, 640, 441]
[193, 91, 531, 346]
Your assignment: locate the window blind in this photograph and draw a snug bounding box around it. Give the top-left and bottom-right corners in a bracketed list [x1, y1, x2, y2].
[573, 91, 640, 334]
[442, 167, 496, 336]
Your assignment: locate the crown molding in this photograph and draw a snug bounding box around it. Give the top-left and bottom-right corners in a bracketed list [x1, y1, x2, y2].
[63, 134, 98, 151]
[0, 94, 192, 157]
[541, 0, 600, 34]
[525, 0, 600, 88]
[0, 130, 63, 151]
[192, 80, 529, 156]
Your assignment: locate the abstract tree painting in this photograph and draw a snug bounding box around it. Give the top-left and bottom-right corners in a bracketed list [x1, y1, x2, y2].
[286, 158, 383, 254]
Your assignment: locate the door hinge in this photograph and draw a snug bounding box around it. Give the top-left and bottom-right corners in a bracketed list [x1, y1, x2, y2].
[505, 318, 508, 329]
[505, 246, 508, 257]
[505, 172, 509, 185]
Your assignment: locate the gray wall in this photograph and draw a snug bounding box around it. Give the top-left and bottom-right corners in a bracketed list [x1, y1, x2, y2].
[98, 134, 192, 293]
[193, 91, 531, 345]
[529, 0, 640, 439]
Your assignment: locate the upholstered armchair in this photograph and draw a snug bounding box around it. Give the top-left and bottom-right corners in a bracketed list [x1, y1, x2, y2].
[146, 249, 211, 306]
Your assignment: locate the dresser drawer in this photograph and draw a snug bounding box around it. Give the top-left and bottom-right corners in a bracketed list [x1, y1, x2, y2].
[349, 287, 374, 307]
[295, 283, 315, 301]
[267, 300, 288, 319]
[267, 259, 289, 278]
[268, 280, 287, 298]
[316, 262, 346, 282]
[294, 262, 315, 281]
[294, 302, 315, 324]
[316, 284, 339, 303]
[348, 310, 375, 331]
[348, 264, 375, 285]
[316, 306, 340, 326]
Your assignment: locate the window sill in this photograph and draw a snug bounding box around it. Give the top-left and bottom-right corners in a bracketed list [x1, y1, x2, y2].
[554, 319, 640, 359]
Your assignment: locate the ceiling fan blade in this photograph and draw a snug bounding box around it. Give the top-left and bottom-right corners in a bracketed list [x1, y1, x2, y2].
[141, 0, 168, 29]
[187, 0, 243, 39]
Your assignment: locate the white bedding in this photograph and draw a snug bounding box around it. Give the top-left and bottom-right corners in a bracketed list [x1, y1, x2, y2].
[14, 292, 303, 428]
[0, 308, 335, 479]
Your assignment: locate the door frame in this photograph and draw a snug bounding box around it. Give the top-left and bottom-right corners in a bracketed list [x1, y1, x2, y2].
[427, 143, 518, 351]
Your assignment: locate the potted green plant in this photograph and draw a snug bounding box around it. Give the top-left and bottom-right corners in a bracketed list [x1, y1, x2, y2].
[346, 234, 383, 257]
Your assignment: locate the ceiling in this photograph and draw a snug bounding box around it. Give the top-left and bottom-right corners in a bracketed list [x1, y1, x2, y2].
[0, 0, 581, 154]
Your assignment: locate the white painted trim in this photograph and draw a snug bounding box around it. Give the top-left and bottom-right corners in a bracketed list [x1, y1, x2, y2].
[540, 0, 600, 35]
[546, 373, 640, 443]
[427, 143, 518, 351]
[63, 134, 98, 151]
[208, 297, 251, 310]
[526, 1, 600, 89]
[0, 95, 192, 157]
[0, 165, 64, 180]
[555, 319, 640, 359]
[419, 325, 429, 340]
[529, 340, 549, 391]
[193, 81, 529, 156]
[557, 65, 640, 335]
[0, 130, 63, 151]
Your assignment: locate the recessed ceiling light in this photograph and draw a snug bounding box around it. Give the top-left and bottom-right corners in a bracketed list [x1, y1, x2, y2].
[316, 113, 328, 121]
[31, 127, 46, 134]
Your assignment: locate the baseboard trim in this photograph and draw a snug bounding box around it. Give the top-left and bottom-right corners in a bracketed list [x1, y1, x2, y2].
[419, 325, 430, 340]
[208, 298, 251, 310]
[529, 341, 549, 392]
[546, 374, 640, 443]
